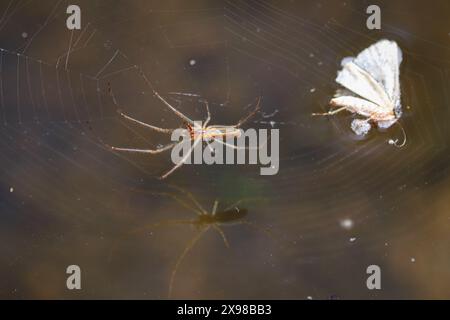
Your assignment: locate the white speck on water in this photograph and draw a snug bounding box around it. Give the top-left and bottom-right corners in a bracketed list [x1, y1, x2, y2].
[411, 257, 416, 263]
[349, 237, 357, 242]
[307, 296, 313, 300]
[9, 187, 14, 193]
[310, 88, 316, 93]
[309, 53, 315, 58]
[388, 139, 397, 145]
[189, 59, 196, 66]
[21, 32, 28, 38]
[340, 218, 353, 230]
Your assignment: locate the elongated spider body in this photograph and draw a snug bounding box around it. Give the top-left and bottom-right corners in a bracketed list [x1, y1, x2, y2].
[186, 123, 242, 141]
[197, 207, 248, 225]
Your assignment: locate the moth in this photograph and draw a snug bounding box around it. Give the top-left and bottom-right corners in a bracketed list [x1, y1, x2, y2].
[313, 39, 406, 147]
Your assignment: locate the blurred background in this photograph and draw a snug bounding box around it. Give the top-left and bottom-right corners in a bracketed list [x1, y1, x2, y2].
[0, 0, 449, 299]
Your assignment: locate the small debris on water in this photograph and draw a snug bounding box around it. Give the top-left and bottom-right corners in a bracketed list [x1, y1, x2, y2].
[340, 218, 353, 230]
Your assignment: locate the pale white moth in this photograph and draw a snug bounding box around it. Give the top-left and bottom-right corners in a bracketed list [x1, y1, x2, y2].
[313, 39, 406, 147]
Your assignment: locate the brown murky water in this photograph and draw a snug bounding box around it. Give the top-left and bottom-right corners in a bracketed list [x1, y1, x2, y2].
[0, 0, 450, 299]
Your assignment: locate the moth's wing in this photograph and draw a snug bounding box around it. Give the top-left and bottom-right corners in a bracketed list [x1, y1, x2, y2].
[340, 56, 354, 67]
[330, 95, 381, 118]
[333, 88, 354, 98]
[377, 119, 398, 129]
[336, 61, 392, 108]
[329, 95, 374, 135]
[352, 39, 402, 110]
[351, 119, 372, 136]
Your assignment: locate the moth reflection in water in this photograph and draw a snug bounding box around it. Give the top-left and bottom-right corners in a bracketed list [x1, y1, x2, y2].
[123, 187, 272, 297]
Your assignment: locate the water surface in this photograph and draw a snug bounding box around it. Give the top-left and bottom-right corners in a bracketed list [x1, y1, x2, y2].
[0, 0, 449, 299]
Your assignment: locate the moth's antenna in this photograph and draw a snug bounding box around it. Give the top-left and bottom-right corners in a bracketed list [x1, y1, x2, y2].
[388, 121, 407, 148]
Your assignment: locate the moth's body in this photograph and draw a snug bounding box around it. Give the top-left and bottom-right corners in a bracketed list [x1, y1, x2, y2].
[330, 96, 396, 123]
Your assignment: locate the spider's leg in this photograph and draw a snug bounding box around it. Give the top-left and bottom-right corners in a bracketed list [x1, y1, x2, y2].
[159, 137, 202, 179]
[167, 92, 201, 98]
[223, 197, 265, 211]
[234, 96, 262, 128]
[169, 226, 209, 298]
[108, 217, 197, 263]
[163, 192, 207, 216]
[118, 110, 174, 133]
[211, 199, 219, 215]
[109, 89, 178, 133]
[168, 185, 209, 215]
[236, 220, 275, 241]
[312, 106, 348, 116]
[109, 142, 176, 154]
[202, 100, 211, 126]
[131, 189, 206, 216]
[132, 218, 197, 234]
[139, 71, 196, 125]
[211, 224, 229, 248]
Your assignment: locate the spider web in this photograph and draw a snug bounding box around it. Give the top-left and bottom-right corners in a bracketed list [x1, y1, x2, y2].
[1, 0, 450, 299]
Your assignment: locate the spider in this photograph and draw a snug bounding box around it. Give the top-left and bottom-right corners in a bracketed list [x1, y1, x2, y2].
[108, 82, 262, 179]
[127, 186, 272, 298]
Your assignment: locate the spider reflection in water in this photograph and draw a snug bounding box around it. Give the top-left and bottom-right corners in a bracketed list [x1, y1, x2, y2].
[131, 187, 272, 297]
